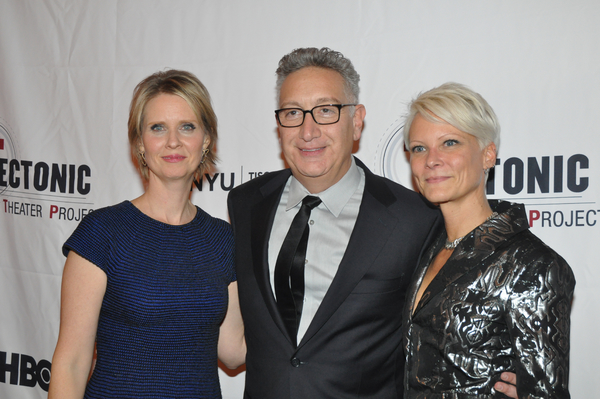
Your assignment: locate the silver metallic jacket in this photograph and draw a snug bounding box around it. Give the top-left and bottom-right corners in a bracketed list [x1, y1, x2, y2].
[403, 201, 574, 399]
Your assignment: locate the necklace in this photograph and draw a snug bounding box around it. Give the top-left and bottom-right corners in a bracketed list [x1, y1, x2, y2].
[444, 211, 498, 250]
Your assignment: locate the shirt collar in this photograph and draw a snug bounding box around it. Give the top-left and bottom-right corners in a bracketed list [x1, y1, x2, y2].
[287, 157, 362, 217]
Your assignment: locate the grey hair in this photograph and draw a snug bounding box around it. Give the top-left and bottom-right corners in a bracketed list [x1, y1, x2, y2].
[275, 47, 360, 103]
[403, 82, 500, 150]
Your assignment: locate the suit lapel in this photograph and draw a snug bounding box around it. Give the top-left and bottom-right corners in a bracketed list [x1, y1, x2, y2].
[404, 233, 440, 322]
[410, 235, 445, 316]
[250, 170, 294, 343]
[299, 165, 399, 348]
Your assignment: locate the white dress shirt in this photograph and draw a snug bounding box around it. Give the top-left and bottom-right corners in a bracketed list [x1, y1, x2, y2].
[268, 157, 365, 341]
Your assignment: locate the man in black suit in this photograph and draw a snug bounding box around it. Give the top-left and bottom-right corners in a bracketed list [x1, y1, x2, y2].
[227, 47, 517, 398]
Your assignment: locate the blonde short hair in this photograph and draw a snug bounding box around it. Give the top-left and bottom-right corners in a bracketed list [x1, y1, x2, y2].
[128, 69, 218, 180]
[403, 82, 500, 150]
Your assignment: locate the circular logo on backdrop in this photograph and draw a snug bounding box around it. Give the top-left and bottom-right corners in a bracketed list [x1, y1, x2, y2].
[374, 117, 413, 186]
[0, 118, 21, 195]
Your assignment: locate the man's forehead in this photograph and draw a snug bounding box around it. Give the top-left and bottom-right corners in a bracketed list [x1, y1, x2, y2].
[280, 96, 343, 108]
[278, 67, 347, 106]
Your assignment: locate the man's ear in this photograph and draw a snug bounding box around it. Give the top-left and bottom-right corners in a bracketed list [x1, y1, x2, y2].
[352, 104, 366, 141]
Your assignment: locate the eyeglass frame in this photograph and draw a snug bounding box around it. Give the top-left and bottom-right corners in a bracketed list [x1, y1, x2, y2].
[274, 103, 357, 128]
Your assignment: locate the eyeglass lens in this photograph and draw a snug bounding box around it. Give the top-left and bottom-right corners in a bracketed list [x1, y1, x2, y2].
[278, 105, 341, 127]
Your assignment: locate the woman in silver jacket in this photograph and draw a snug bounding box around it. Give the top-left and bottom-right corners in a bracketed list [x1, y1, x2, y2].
[402, 82, 574, 398]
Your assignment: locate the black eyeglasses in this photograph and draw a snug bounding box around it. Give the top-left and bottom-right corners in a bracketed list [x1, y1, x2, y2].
[275, 104, 356, 128]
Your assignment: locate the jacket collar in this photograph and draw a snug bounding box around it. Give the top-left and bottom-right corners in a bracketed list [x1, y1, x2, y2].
[411, 200, 529, 316]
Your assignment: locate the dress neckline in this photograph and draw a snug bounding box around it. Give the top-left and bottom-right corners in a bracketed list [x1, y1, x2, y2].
[124, 200, 201, 228]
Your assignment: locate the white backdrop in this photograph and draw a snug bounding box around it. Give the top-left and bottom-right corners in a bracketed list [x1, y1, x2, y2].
[1, 1, 597, 398]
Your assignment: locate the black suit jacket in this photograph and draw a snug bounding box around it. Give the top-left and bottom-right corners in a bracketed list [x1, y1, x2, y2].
[227, 158, 441, 399]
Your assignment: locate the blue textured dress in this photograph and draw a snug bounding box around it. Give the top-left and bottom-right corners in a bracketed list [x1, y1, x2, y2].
[62, 201, 235, 399]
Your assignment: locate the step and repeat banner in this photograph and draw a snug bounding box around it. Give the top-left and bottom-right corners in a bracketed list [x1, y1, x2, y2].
[1, 1, 598, 398]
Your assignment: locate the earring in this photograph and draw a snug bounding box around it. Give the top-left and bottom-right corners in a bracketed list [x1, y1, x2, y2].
[200, 148, 209, 164]
[139, 151, 147, 167]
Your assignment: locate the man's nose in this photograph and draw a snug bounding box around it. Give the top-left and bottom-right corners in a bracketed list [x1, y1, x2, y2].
[299, 111, 321, 141]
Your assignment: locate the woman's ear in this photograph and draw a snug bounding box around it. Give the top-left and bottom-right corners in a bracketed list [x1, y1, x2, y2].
[483, 142, 497, 170]
[137, 138, 145, 154]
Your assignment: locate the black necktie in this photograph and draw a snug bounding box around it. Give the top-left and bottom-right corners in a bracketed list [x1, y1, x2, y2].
[274, 195, 321, 347]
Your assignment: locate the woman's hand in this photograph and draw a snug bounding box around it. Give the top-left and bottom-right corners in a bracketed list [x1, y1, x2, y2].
[217, 282, 246, 369]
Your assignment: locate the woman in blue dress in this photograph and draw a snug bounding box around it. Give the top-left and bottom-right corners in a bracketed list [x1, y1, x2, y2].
[48, 70, 245, 398]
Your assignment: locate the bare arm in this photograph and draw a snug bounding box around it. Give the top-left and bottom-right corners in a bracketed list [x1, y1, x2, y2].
[217, 281, 246, 369]
[48, 252, 107, 399]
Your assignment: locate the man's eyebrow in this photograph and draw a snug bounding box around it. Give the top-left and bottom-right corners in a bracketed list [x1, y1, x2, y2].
[279, 98, 342, 108]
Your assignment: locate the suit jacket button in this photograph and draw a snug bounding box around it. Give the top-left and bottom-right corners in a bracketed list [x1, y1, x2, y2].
[290, 357, 301, 367]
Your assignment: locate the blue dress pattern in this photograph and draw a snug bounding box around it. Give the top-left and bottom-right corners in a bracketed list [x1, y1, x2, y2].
[63, 201, 235, 399]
